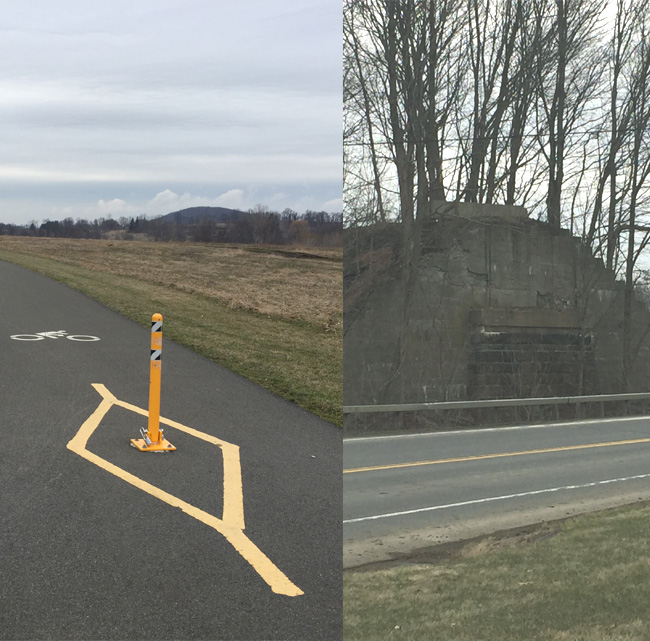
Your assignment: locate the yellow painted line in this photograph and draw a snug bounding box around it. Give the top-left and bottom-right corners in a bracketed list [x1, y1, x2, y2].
[344, 436, 650, 474]
[67, 384, 302, 597]
[110, 394, 245, 529]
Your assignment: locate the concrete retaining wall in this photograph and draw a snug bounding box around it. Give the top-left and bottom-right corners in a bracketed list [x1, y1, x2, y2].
[344, 204, 650, 409]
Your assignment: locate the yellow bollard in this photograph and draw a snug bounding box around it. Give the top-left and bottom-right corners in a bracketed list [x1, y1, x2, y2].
[130, 313, 176, 452]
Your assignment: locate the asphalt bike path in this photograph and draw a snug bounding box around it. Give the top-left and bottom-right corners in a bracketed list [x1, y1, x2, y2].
[0, 261, 341, 641]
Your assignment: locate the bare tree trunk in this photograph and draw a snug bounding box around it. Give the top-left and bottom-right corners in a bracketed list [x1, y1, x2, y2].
[622, 23, 650, 387]
[506, 20, 537, 205]
[426, 0, 450, 200]
[545, 0, 567, 228]
[385, 2, 415, 251]
[349, 9, 386, 223]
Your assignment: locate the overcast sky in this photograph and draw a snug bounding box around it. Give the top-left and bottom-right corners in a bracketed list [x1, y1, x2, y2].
[0, 1, 341, 225]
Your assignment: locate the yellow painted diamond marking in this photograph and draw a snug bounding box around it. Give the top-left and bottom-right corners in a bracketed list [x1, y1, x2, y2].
[67, 384, 303, 597]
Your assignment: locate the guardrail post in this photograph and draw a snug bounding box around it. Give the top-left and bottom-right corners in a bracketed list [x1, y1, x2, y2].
[130, 313, 176, 452]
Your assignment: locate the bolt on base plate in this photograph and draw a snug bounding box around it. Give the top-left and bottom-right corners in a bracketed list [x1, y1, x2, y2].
[130, 438, 176, 452]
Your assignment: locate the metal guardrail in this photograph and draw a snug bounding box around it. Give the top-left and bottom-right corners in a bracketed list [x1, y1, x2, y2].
[344, 392, 650, 414]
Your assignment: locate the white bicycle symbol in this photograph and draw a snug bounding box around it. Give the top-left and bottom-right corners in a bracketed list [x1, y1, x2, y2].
[10, 330, 100, 342]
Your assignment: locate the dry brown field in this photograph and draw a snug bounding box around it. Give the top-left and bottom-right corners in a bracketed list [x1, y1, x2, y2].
[0, 237, 342, 424]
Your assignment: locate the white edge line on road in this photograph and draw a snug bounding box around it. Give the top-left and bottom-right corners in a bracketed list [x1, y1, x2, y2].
[343, 472, 650, 524]
[344, 415, 650, 443]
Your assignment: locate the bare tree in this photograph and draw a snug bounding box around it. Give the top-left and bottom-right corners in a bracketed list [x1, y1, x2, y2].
[534, 0, 605, 228]
[585, 0, 643, 267]
[463, 0, 523, 203]
[621, 15, 650, 385]
[344, 1, 388, 225]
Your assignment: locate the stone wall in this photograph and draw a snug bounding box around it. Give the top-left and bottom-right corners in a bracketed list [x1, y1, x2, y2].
[467, 309, 596, 400]
[343, 203, 650, 410]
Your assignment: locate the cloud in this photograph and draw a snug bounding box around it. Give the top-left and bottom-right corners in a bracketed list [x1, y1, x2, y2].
[148, 189, 183, 212]
[290, 196, 317, 212]
[0, 2, 342, 226]
[97, 198, 131, 215]
[322, 198, 343, 212]
[1, 182, 341, 226]
[267, 192, 288, 207]
[214, 189, 245, 209]
[146, 189, 245, 215]
[142, 188, 341, 217]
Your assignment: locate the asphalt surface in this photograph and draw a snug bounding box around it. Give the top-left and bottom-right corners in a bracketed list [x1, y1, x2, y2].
[344, 418, 650, 567]
[0, 260, 341, 641]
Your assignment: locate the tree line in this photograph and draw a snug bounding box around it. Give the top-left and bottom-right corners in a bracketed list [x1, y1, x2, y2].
[344, 0, 650, 387]
[0, 208, 343, 247]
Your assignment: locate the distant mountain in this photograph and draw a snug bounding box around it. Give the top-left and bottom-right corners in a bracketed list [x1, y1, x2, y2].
[156, 206, 243, 224]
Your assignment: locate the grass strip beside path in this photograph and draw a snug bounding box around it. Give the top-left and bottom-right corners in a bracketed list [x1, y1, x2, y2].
[344, 502, 650, 640]
[0, 238, 342, 425]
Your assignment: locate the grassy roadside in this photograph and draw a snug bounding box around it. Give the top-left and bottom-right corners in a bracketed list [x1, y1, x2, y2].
[0, 237, 342, 425]
[344, 503, 650, 640]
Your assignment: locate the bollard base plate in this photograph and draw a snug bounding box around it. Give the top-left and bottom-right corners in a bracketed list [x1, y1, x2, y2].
[130, 438, 176, 452]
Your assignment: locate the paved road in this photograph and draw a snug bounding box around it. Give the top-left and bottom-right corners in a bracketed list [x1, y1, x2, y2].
[0, 261, 341, 640]
[344, 418, 650, 567]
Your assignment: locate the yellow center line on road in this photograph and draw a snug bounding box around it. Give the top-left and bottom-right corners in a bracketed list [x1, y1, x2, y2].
[344, 436, 650, 474]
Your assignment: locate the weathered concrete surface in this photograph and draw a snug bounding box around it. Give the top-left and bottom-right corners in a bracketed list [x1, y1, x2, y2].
[344, 204, 650, 422]
[430, 199, 528, 223]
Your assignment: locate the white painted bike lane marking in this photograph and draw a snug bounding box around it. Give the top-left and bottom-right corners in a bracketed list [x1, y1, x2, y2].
[10, 330, 100, 341]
